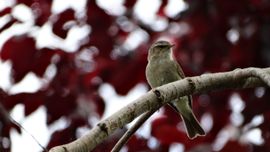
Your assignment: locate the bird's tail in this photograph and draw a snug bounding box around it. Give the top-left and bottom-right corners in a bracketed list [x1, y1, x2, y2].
[181, 111, 205, 139]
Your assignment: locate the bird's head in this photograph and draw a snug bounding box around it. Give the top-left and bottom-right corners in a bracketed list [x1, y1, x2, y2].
[148, 40, 174, 61]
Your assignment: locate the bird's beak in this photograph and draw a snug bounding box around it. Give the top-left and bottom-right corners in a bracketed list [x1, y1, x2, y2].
[169, 44, 175, 48]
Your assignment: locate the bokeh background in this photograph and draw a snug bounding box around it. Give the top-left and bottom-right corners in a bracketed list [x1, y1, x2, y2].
[0, 0, 270, 151]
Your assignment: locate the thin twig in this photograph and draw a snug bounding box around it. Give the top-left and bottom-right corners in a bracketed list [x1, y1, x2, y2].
[111, 105, 160, 152]
[0, 103, 48, 152]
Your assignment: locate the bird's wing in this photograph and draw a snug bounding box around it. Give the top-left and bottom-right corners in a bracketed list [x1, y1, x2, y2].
[173, 60, 185, 78]
[173, 60, 193, 108]
[187, 95, 193, 108]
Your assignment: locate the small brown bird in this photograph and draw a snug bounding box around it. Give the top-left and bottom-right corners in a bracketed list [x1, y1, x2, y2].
[145, 40, 205, 139]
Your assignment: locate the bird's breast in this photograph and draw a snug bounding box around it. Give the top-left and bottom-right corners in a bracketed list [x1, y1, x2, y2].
[146, 59, 180, 88]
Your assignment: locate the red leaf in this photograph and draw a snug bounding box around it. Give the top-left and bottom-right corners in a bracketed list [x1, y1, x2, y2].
[45, 91, 77, 124]
[228, 39, 257, 68]
[124, 0, 137, 9]
[2, 92, 44, 115]
[49, 52, 78, 92]
[0, 88, 8, 103]
[31, 48, 55, 77]
[151, 116, 186, 145]
[86, 1, 114, 57]
[241, 89, 270, 125]
[31, 0, 52, 26]
[259, 112, 270, 134]
[220, 140, 250, 152]
[16, 0, 35, 6]
[91, 93, 105, 117]
[23, 91, 44, 116]
[127, 136, 151, 152]
[0, 7, 11, 16]
[163, 105, 181, 125]
[46, 125, 77, 149]
[215, 0, 251, 17]
[12, 0, 52, 25]
[1, 36, 36, 82]
[52, 9, 75, 38]
[1, 36, 55, 82]
[157, 0, 168, 17]
[102, 53, 148, 95]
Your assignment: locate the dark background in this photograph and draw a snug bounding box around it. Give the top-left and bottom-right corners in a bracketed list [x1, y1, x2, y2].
[0, 0, 270, 151]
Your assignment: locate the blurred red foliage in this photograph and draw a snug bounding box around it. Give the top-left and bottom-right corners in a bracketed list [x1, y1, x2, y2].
[0, 0, 270, 151]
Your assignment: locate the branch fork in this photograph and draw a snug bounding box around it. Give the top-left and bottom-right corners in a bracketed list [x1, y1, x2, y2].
[49, 67, 270, 152]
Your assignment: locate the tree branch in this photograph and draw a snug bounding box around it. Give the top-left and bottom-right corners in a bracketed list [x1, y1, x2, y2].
[248, 67, 270, 87]
[111, 104, 161, 152]
[49, 67, 270, 152]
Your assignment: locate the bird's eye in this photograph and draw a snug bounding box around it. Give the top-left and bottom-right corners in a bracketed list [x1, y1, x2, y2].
[159, 45, 167, 48]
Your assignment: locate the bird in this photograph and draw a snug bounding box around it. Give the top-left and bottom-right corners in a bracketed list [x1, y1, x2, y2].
[145, 40, 205, 139]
